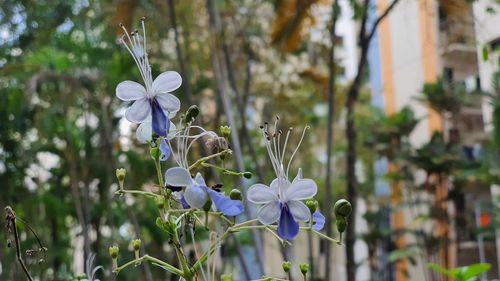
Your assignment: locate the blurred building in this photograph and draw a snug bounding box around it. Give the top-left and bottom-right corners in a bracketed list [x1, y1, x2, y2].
[368, 0, 500, 280]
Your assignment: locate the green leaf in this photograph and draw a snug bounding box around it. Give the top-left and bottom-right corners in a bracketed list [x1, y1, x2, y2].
[482, 46, 489, 61]
[462, 263, 491, 281]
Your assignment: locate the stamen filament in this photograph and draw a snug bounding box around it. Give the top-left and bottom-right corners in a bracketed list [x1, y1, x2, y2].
[286, 125, 309, 178]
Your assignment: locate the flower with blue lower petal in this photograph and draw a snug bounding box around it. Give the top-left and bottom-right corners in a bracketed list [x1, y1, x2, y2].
[163, 121, 243, 216]
[164, 167, 243, 216]
[247, 118, 321, 240]
[116, 18, 181, 138]
[248, 170, 317, 240]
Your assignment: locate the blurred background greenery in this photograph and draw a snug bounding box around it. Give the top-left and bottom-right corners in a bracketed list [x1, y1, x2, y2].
[1, 0, 499, 281]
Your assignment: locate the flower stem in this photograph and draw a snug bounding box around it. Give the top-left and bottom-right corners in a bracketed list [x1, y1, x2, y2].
[188, 149, 232, 171]
[114, 254, 183, 276]
[115, 189, 159, 198]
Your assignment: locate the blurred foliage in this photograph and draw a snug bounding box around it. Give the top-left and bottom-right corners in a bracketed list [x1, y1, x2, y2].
[1, 0, 499, 280]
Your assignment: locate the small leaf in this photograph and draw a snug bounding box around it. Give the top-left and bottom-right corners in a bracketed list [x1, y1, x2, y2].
[482, 46, 489, 61]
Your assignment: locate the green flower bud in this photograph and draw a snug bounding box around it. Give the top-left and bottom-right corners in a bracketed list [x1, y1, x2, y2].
[243, 172, 253, 179]
[109, 246, 119, 259]
[185, 105, 200, 124]
[131, 239, 141, 251]
[306, 199, 318, 214]
[299, 263, 309, 275]
[282, 261, 292, 273]
[150, 146, 161, 161]
[202, 198, 212, 212]
[219, 125, 231, 138]
[229, 189, 243, 201]
[336, 216, 347, 233]
[334, 199, 352, 218]
[116, 168, 126, 181]
[221, 274, 233, 281]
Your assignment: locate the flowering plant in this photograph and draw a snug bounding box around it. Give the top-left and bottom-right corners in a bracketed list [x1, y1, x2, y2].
[110, 19, 348, 281]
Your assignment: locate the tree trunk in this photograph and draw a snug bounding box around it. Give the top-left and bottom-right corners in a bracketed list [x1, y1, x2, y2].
[205, 0, 265, 276]
[323, 1, 339, 280]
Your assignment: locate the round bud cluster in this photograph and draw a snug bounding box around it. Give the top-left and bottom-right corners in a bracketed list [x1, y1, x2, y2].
[229, 189, 242, 201]
[109, 246, 119, 259]
[306, 199, 318, 213]
[219, 125, 231, 138]
[243, 172, 253, 179]
[282, 261, 292, 273]
[299, 263, 309, 274]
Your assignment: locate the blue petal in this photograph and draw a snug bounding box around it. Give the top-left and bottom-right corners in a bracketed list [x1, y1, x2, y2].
[159, 139, 170, 161]
[207, 189, 244, 216]
[312, 210, 325, 231]
[151, 99, 170, 136]
[180, 196, 189, 209]
[277, 204, 299, 240]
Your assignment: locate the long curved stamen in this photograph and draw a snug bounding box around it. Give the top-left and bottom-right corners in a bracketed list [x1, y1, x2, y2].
[119, 33, 149, 88]
[261, 124, 279, 176]
[286, 125, 309, 178]
[281, 127, 292, 164]
[140, 17, 153, 88]
[120, 22, 153, 95]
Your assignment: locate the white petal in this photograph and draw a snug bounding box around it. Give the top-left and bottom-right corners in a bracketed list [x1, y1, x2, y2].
[155, 93, 180, 113]
[169, 111, 178, 118]
[194, 173, 207, 186]
[152, 71, 182, 95]
[125, 98, 150, 123]
[247, 184, 278, 204]
[284, 179, 317, 201]
[184, 185, 208, 208]
[271, 178, 290, 193]
[136, 121, 152, 143]
[164, 167, 193, 187]
[116, 80, 147, 101]
[257, 201, 281, 224]
[166, 121, 176, 140]
[288, 200, 311, 222]
[292, 168, 303, 183]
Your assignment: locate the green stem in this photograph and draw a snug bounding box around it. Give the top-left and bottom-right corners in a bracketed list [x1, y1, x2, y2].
[116, 189, 159, 198]
[188, 149, 232, 171]
[114, 254, 183, 276]
[154, 158, 164, 188]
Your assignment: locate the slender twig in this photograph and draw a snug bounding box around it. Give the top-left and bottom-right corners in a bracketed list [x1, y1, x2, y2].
[5, 207, 34, 281]
[114, 254, 183, 276]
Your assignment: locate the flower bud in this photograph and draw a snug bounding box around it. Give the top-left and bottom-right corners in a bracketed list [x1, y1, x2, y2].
[299, 263, 309, 275]
[282, 261, 292, 273]
[150, 146, 161, 161]
[132, 239, 141, 259]
[229, 189, 243, 201]
[336, 216, 347, 240]
[306, 199, 318, 214]
[132, 239, 141, 251]
[185, 105, 200, 124]
[334, 199, 352, 218]
[219, 125, 231, 138]
[221, 274, 233, 281]
[116, 168, 126, 181]
[243, 172, 253, 179]
[109, 246, 119, 259]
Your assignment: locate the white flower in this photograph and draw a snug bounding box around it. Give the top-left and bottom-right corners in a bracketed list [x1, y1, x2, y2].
[116, 18, 181, 137]
[248, 169, 317, 240]
[247, 117, 317, 240]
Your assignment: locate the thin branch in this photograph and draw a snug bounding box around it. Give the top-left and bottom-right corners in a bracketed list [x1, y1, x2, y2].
[366, 0, 401, 44]
[6, 207, 34, 281]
